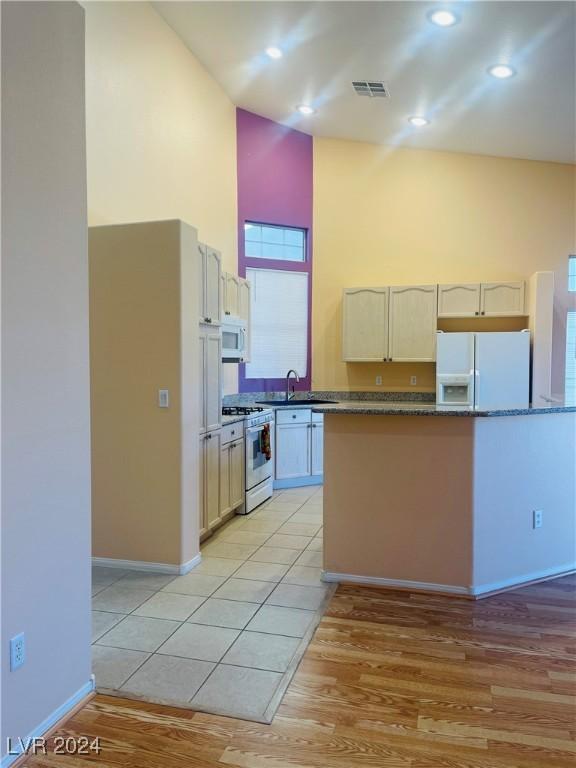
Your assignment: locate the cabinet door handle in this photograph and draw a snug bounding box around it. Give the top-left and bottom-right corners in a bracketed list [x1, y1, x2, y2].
[231, 430, 235, 435]
[475, 311, 479, 316]
[481, 311, 485, 316]
[292, 414, 297, 419]
[206, 433, 212, 440]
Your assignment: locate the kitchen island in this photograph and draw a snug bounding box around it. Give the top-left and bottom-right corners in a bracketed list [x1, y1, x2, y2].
[312, 402, 576, 597]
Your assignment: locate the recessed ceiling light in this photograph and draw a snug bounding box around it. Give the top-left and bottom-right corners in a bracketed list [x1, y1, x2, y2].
[488, 63, 516, 79]
[265, 46, 283, 60]
[408, 116, 430, 127]
[428, 9, 459, 27]
[296, 104, 315, 115]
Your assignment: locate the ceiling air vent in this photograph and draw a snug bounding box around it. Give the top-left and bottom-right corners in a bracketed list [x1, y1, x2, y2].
[352, 80, 390, 98]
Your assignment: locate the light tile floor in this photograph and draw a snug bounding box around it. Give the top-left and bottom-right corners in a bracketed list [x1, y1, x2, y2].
[91, 484, 332, 722]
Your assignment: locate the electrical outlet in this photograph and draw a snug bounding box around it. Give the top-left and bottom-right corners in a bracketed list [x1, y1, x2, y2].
[158, 389, 170, 408]
[410, 375, 417, 386]
[533, 509, 543, 529]
[375, 375, 382, 386]
[10, 633, 25, 671]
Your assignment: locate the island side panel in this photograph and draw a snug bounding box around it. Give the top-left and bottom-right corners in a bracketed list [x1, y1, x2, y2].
[323, 414, 474, 591]
[472, 413, 576, 592]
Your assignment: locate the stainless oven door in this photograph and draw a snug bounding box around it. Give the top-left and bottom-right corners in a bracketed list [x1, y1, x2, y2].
[245, 424, 272, 490]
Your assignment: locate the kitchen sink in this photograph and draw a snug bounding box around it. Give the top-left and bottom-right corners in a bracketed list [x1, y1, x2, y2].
[256, 399, 338, 406]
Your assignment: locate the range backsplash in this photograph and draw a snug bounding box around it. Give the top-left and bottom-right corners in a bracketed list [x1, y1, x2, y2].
[223, 390, 436, 405]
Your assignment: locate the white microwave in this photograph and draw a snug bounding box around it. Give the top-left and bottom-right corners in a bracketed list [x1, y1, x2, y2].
[222, 317, 247, 362]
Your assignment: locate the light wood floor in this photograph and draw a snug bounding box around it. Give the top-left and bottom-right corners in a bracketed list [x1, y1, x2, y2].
[24, 575, 575, 767]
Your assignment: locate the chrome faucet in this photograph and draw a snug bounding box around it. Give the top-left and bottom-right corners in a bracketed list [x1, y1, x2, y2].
[285, 369, 300, 401]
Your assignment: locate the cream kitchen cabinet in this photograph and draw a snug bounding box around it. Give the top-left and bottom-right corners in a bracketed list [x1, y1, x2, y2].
[199, 329, 221, 433]
[437, 284, 481, 317]
[199, 429, 221, 537]
[438, 281, 525, 317]
[220, 437, 244, 516]
[238, 277, 251, 362]
[480, 282, 525, 316]
[275, 409, 323, 485]
[198, 242, 222, 325]
[388, 284, 438, 362]
[342, 287, 389, 361]
[222, 272, 240, 318]
[310, 413, 324, 477]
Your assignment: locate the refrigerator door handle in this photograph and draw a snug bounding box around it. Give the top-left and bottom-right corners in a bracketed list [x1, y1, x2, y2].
[474, 369, 480, 410]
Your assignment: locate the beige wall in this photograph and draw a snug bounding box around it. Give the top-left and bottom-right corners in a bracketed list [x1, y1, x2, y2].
[84, 1, 238, 393]
[323, 415, 475, 589]
[2, 1, 91, 753]
[313, 138, 576, 394]
[90, 222, 200, 567]
[473, 414, 576, 588]
[322, 412, 575, 595]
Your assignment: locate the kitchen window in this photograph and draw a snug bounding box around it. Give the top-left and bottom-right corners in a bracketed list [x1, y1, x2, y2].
[245, 222, 305, 262]
[240, 222, 310, 391]
[566, 256, 576, 406]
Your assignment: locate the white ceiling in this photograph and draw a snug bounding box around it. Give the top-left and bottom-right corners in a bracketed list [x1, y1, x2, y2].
[154, 1, 576, 163]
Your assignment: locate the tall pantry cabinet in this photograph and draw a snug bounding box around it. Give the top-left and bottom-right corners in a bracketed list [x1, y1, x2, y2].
[89, 220, 202, 571]
[198, 242, 223, 538]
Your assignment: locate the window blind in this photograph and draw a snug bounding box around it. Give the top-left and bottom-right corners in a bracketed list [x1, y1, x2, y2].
[566, 311, 576, 406]
[245, 268, 308, 379]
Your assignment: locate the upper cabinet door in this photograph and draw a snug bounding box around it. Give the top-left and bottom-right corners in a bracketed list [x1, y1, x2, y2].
[480, 282, 525, 316]
[220, 273, 227, 322]
[224, 273, 240, 318]
[198, 243, 207, 324]
[204, 247, 222, 325]
[342, 288, 389, 362]
[389, 285, 438, 362]
[238, 278, 251, 362]
[438, 284, 481, 317]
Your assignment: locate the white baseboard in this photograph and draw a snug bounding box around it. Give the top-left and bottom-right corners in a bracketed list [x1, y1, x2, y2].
[1, 678, 94, 768]
[470, 563, 576, 596]
[322, 562, 576, 598]
[321, 571, 471, 595]
[92, 553, 201, 576]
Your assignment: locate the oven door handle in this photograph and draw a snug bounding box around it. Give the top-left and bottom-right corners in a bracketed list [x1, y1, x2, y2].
[246, 425, 265, 436]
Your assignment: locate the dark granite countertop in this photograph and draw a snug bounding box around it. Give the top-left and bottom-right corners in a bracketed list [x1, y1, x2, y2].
[311, 401, 576, 417]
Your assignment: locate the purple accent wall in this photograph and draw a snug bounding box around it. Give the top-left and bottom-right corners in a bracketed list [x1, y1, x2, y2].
[236, 108, 313, 393]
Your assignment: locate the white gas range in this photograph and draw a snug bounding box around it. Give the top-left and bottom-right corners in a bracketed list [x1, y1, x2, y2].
[222, 406, 275, 513]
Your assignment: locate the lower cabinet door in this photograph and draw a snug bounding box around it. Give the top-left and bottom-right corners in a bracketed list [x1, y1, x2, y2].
[205, 430, 221, 530]
[199, 434, 207, 537]
[311, 423, 324, 477]
[275, 422, 311, 480]
[229, 438, 245, 509]
[220, 443, 231, 518]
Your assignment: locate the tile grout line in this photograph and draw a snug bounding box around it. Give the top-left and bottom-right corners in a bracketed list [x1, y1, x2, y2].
[92, 487, 325, 710]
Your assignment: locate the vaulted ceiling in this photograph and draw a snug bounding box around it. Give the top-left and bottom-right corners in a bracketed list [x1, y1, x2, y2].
[154, 1, 576, 163]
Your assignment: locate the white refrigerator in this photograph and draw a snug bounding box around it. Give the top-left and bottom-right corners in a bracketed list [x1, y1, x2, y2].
[436, 331, 530, 410]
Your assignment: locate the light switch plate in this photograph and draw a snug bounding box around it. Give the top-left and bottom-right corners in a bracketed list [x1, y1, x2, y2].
[158, 389, 170, 408]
